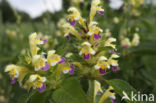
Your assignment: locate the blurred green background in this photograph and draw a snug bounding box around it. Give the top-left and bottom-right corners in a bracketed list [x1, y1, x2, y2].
[0, 0, 156, 103]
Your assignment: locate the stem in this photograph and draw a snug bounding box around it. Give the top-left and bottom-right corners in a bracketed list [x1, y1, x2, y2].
[88, 80, 95, 103]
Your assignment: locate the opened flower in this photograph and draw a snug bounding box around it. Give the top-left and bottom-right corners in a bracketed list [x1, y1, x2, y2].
[24, 74, 46, 92]
[68, 7, 85, 26]
[90, 0, 104, 21]
[5, 64, 28, 84]
[79, 42, 96, 60]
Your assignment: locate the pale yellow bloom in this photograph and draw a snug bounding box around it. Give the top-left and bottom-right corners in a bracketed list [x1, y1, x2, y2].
[113, 17, 119, 24]
[121, 38, 131, 48]
[105, 37, 116, 49]
[90, 0, 104, 21]
[47, 50, 61, 66]
[32, 55, 46, 71]
[63, 23, 81, 39]
[131, 33, 140, 46]
[5, 64, 28, 83]
[24, 74, 46, 90]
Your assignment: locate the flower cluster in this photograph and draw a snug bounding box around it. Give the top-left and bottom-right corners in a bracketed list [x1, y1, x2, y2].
[5, 32, 74, 92]
[62, 0, 119, 75]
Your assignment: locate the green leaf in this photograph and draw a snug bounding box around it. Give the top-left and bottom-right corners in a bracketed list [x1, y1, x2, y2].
[107, 79, 146, 103]
[52, 77, 89, 103]
[18, 90, 36, 103]
[30, 91, 51, 103]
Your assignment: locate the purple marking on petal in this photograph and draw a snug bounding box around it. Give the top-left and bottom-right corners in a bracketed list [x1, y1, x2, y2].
[110, 50, 115, 54]
[97, 91, 101, 95]
[122, 45, 129, 48]
[94, 34, 101, 40]
[66, 36, 71, 40]
[69, 64, 75, 75]
[112, 66, 118, 71]
[38, 83, 46, 93]
[111, 99, 115, 103]
[43, 40, 48, 43]
[84, 54, 90, 60]
[58, 57, 66, 64]
[99, 68, 106, 74]
[98, 11, 104, 15]
[97, 33, 101, 39]
[70, 20, 76, 26]
[42, 64, 50, 71]
[11, 78, 16, 84]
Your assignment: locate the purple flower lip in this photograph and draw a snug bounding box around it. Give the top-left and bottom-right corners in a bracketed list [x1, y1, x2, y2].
[43, 40, 48, 43]
[94, 34, 101, 40]
[110, 50, 115, 54]
[98, 11, 104, 15]
[84, 54, 90, 60]
[112, 66, 118, 71]
[70, 20, 76, 26]
[66, 35, 71, 40]
[58, 57, 66, 64]
[69, 64, 75, 75]
[38, 83, 46, 93]
[42, 64, 50, 71]
[97, 91, 101, 95]
[11, 78, 16, 84]
[111, 99, 115, 103]
[99, 68, 106, 74]
[122, 45, 129, 48]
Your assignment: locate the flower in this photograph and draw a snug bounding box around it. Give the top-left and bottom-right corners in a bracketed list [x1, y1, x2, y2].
[108, 54, 119, 71]
[94, 80, 103, 96]
[32, 55, 49, 71]
[5, 64, 28, 84]
[113, 17, 119, 24]
[94, 56, 109, 74]
[131, 33, 140, 46]
[63, 23, 81, 40]
[105, 29, 111, 38]
[90, 0, 104, 21]
[105, 37, 116, 49]
[99, 86, 116, 103]
[87, 21, 103, 40]
[47, 50, 61, 66]
[79, 42, 96, 60]
[29, 32, 47, 56]
[68, 7, 85, 26]
[24, 74, 46, 92]
[121, 38, 131, 48]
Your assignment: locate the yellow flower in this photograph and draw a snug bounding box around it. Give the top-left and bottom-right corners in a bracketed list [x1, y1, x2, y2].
[113, 17, 119, 24]
[79, 42, 96, 60]
[94, 56, 108, 69]
[63, 23, 81, 39]
[105, 29, 111, 37]
[94, 80, 103, 96]
[68, 7, 85, 26]
[131, 33, 140, 46]
[99, 86, 116, 103]
[5, 64, 28, 84]
[90, 0, 104, 22]
[24, 74, 46, 91]
[108, 54, 119, 67]
[32, 55, 46, 71]
[121, 38, 131, 48]
[105, 37, 116, 49]
[47, 50, 61, 66]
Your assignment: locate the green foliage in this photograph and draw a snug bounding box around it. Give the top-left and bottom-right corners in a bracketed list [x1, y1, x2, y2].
[52, 77, 89, 103]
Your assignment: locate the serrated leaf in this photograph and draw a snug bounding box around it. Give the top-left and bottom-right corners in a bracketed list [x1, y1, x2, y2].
[52, 77, 89, 103]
